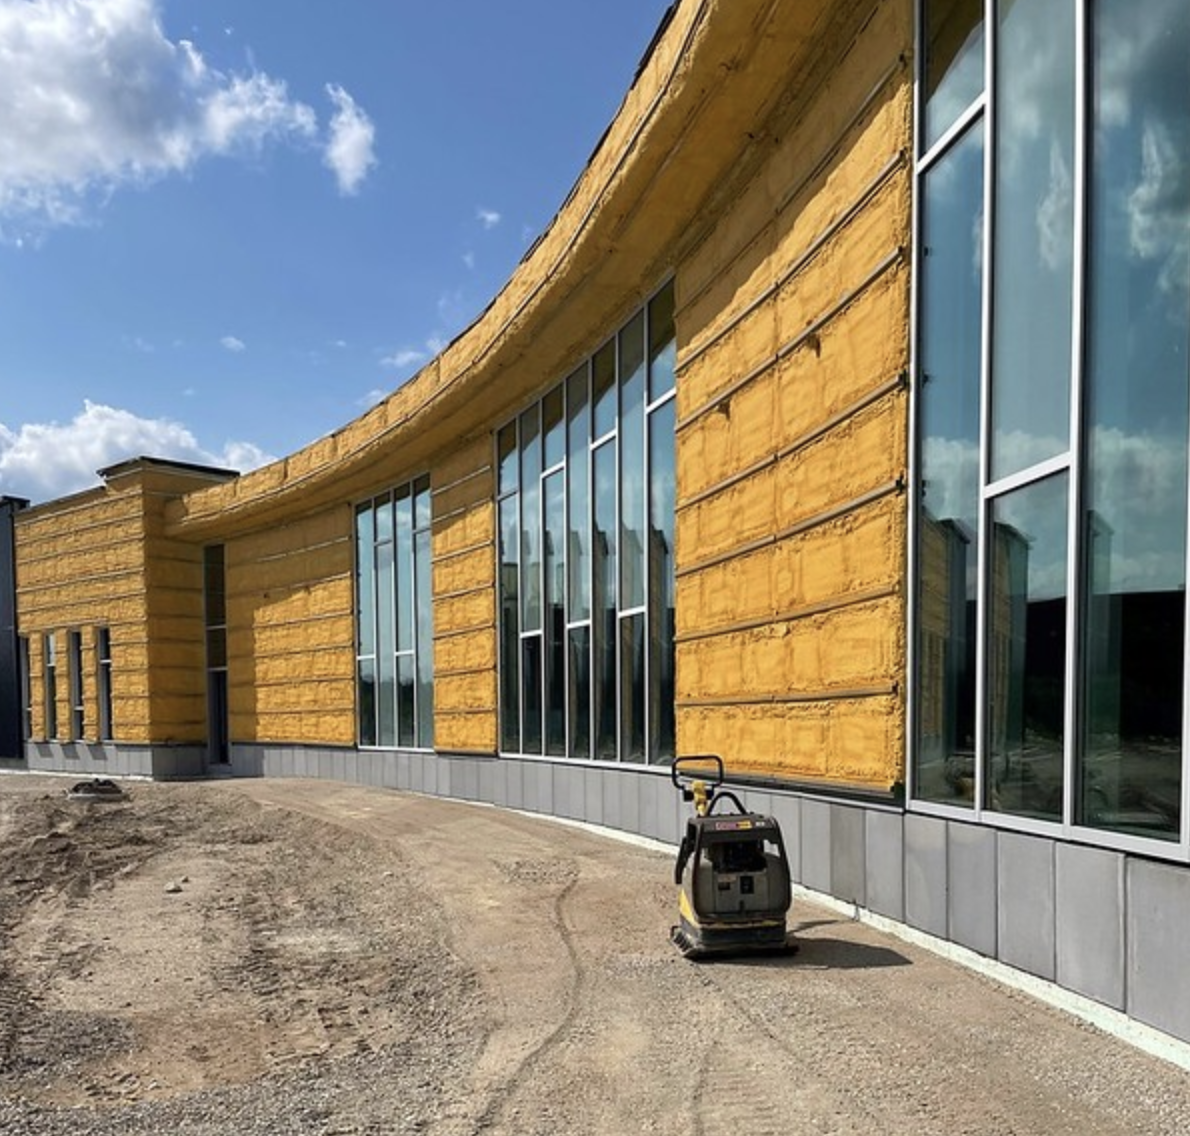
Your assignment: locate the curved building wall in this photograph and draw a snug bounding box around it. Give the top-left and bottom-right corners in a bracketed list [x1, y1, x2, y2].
[12, 0, 1190, 1060]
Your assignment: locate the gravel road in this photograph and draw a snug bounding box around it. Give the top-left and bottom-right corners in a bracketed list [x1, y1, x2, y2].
[1, 775, 1187, 1135]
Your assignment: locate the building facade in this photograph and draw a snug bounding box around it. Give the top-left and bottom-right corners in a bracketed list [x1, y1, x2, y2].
[3, 0, 1189, 1051]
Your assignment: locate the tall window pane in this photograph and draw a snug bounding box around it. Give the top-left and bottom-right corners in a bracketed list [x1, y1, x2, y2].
[915, 121, 985, 805]
[499, 496, 521, 752]
[543, 386, 565, 469]
[923, 0, 985, 150]
[619, 613, 646, 763]
[68, 630, 83, 739]
[620, 311, 647, 611]
[990, 0, 1075, 480]
[648, 280, 676, 401]
[986, 473, 1068, 821]
[520, 406, 542, 631]
[544, 472, 566, 755]
[1079, 0, 1190, 839]
[593, 339, 617, 439]
[355, 479, 434, 750]
[97, 628, 113, 741]
[376, 535, 396, 746]
[649, 399, 677, 764]
[593, 439, 618, 759]
[567, 365, 591, 622]
[568, 626, 591, 760]
[522, 635, 543, 755]
[44, 633, 57, 739]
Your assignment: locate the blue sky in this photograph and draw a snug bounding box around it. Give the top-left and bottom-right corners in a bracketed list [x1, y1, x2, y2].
[0, 0, 672, 503]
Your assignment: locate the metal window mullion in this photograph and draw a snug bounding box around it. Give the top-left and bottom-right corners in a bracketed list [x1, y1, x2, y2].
[918, 94, 988, 175]
[973, 0, 997, 821]
[1062, 0, 1089, 835]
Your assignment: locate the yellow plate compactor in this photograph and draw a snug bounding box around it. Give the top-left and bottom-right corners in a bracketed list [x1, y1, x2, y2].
[670, 756, 794, 958]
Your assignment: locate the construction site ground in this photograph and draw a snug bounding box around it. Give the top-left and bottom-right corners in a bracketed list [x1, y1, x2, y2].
[1, 774, 1187, 1135]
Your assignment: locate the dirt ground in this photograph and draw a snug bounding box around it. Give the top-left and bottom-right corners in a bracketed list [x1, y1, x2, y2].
[1, 775, 1188, 1135]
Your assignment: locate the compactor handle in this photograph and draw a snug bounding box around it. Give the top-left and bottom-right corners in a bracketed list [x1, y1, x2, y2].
[670, 755, 724, 793]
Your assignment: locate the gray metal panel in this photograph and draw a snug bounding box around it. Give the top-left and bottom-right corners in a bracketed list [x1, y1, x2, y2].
[1126, 858, 1190, 1044]
[800, 798, 832, 894]
[639, 772, 666, 841]
[553, 763, 583, 820]
[904, 812, 948, 938]
[617, 768, 642, 837]
[830, 805, 867, 907]
[602, 768, 621, 831]
[434, 754, 452, 798]
[997, 830, 1055, 981]
[330, 750, 346, 783]
[947, 822, 996, 957]
[583, 766, 604, 826]
[395, 751, 411, 791]
[478, 759, 497, 804]
[409, 753, 426, 794]
[864, 809, 904, 921]
[651, 773, 681, 845]
[1055, 843, 1125, 1010]
[492, 758, 510, 808]
[505, 759, 525, 810]
[768, 794, 801, 884]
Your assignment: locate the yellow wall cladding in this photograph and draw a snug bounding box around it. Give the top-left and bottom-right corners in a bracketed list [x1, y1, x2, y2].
[671, 0, 912, 791]
[431, 437, 498, 750]
[225, 504, 354, 745]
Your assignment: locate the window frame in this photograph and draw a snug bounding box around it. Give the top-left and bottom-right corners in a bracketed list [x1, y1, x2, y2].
[908, 0, 1190, 861]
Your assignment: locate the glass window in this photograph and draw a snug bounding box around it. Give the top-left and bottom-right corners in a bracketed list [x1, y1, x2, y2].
[498, 422, 519, 495]
[543, 386, 565, 469]
[96, 628, 113, 742]
[649, 399, 677, 764]
[496, 284, 677, 765]
[1078, 0, 1190, 840]
[923, 0, 984, 151]
[593, 339, 617, 440]
[914, 121, 985, 805]
[499, 496, 521, 752]
[44, 634, 57, 739]
[986, 474, 1068, 821]
[567, 365, 591, 623]
[522, 635, 543, 755]
[648, 280, 676, 402]
[620, 312, 647, 611]
[544, 472, 566, 755]
[354, 477, 435, 750]
[68, 630, 84, 740]
[520, 406, 542, 631]
[913, 0, 1189, 850]
[593, 439, 618, 760]
[619, 613, 646, 763]
[989, 0, 1076, 480]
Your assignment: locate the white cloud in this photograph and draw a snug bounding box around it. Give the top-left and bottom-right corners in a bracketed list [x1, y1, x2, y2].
[477, 207, 501, 229]
[462, 251, 475, 270]
[0, 400, 274, 503]
[323, 84, 376, 196]
[0, 0, 375, 237]
[220, 335, 246, 352]
[380, 348, 425, 369]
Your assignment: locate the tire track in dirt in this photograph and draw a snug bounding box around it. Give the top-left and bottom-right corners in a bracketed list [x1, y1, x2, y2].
[470, 869, 583, 1132]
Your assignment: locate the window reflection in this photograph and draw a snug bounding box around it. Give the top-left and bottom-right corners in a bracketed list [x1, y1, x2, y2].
[1079, 0, 1189, 839]
[915, 121, 984, 806]
[923, 0, 985, 149]
[990, 0, 1075, 480]
[496, 285, 677, 764]
[986, 474, 1068, 821]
